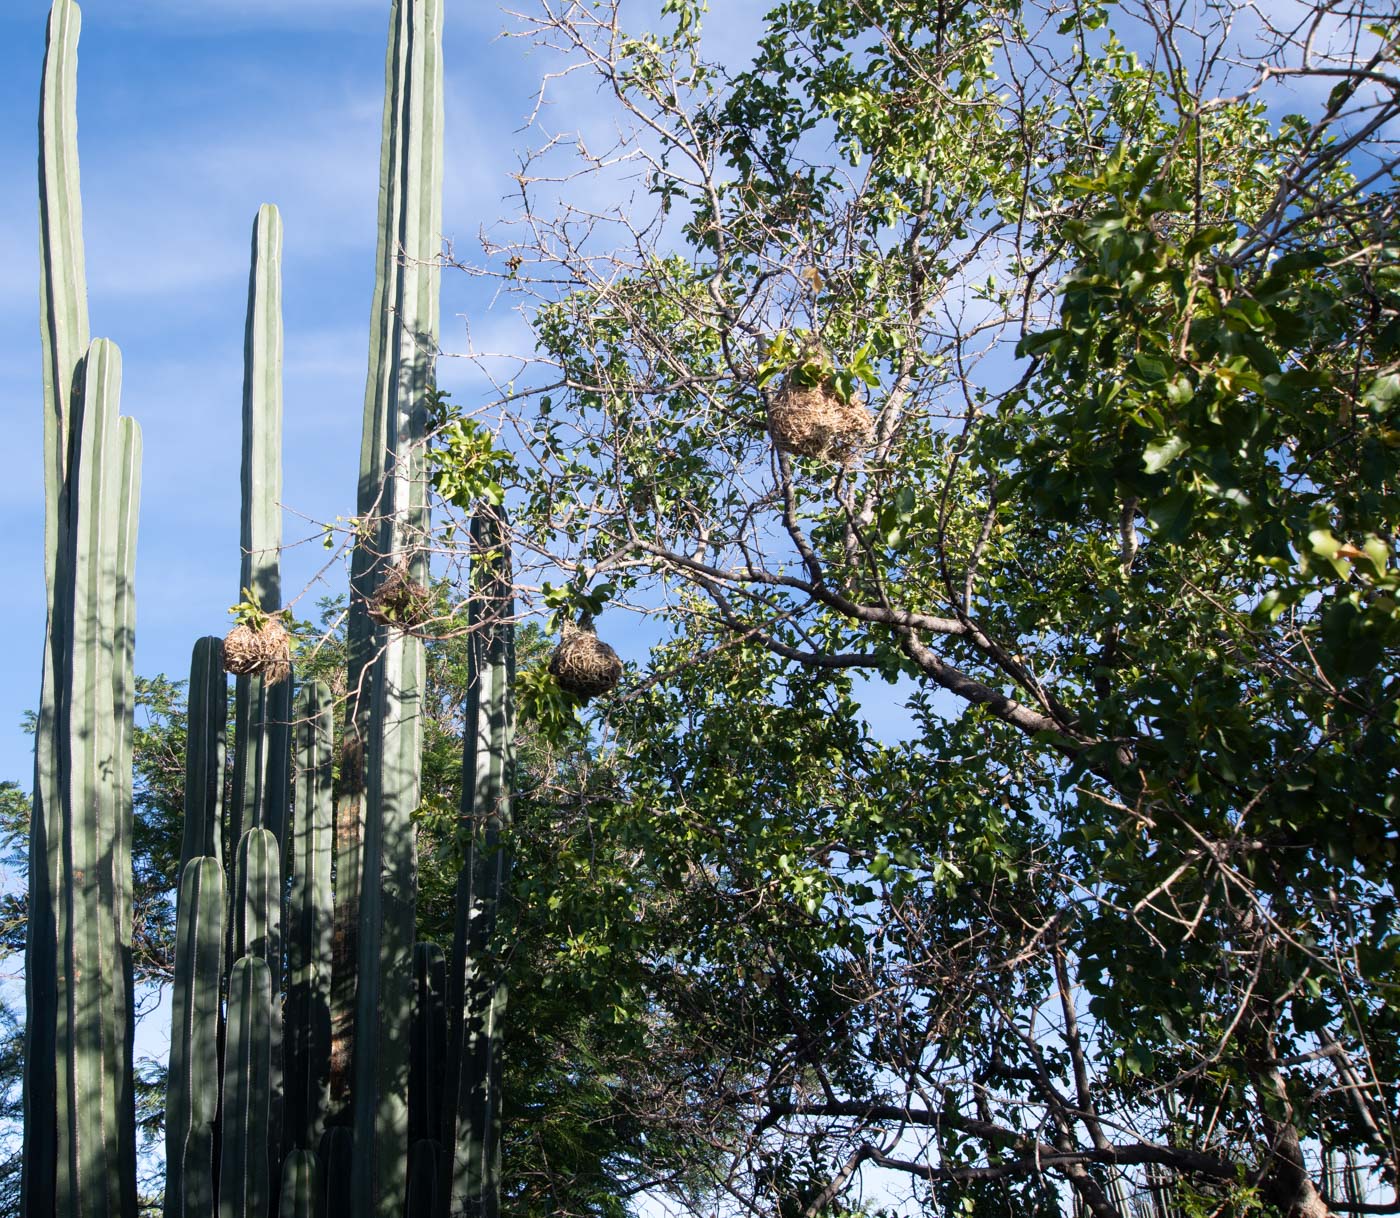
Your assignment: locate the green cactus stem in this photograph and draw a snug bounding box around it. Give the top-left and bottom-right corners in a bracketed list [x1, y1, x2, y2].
[181, 638, 228, 868]
[409, 942, 446, 1146]
[286, 682, 334, 1154]
[165, 857, 224, 1218]
[54, 337, 141, 1218]
[348, 0, 445, 1211]
[26, 2, 91, 1208]
[317, 1127, 355, 1218]
[241, 202, 283, 613]
[443, 505, 515, 1218]
[278, 1150, 319, 1218]
[219, 956, 275, 1218]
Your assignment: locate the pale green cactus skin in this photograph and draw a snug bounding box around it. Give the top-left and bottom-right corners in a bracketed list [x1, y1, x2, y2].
[53, 337, 142, 1218]
[165, 858, 225, 1218]
[349, 0, 445, 1212]
[26, 2, 90, 1207]
[444, 506, 516, 1218]
[286, 681, 335, 1154]
[241, 202, 283, 613]
[220, 956, 275, 1218]
[231, 203, 292, 1175]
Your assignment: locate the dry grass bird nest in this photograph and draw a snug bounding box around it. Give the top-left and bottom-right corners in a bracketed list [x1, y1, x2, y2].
[766, 373, 873, 463]
[549, 622, 622, 701]
[366, 564, 433, 630]
[223, 618, 292, 687]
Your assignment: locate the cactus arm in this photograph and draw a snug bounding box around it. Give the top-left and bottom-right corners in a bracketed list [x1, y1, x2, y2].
[219, 957, 275, 1218]
[329, 0, 415, 1112]
[444, 505, 515, 1218]
[329, 0, 413, 1117]
[349, 0, 444, 1211]
[279, 1149, 319, 1218]
[26, 4, 90, 1207]
[241, 202, 283, 612]
[54, 337, 138, 1218]
[286, 682, 334, 1154]
[181, 639, 229, 868]
[165, 858, 225, 1218]
[234, 827, 282, 966]
[111, 412, 142, 1211]
[38, 0, 89, 598]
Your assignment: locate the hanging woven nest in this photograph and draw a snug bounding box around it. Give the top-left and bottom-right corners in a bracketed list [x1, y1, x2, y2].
[549, 622, 622, 701]
[366, 563, 433, 631]
[222, 618, 292, 687]
[766, 373, 874, 463]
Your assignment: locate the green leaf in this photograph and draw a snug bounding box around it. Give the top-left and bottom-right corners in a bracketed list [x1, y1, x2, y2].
[1143, 434, 1189, 473]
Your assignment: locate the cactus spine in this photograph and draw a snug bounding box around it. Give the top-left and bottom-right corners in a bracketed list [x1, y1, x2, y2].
[444, 506, 516, 1218]
[286, 682, 335, 1155]
[348, 1, 444, 1213]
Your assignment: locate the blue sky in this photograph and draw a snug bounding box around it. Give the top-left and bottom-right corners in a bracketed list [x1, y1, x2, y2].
[0, 0, 916, 795]
[0, 2, 597, 784]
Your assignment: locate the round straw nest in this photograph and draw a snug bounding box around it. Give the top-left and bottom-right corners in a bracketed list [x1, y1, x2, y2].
[366, 564, 433, 631]
[549, 622, 623, 701]
[766, 373, 874, 463]
[222, 618, 292, 687]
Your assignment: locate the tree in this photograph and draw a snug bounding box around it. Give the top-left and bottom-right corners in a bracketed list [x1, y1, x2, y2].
[429, 0, 1400, 1214]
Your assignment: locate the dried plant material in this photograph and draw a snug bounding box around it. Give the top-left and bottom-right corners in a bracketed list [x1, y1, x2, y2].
[767, 375, 873, 462]
[549, 621, 623, 701]
[222, 618, 292, 687]
[366, 563, 433, 630]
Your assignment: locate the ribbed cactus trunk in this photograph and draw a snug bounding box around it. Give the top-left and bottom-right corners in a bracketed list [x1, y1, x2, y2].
[232, 202, 292, 1193]
[443, 506, 516, 1218]
[347, 1, 444, 1214]
[25, 3, 89, 1210]
[285, 682, 335, 1157]
[220, 957, 275, 1218]
[166, 857, 225, 1218]
[165, 637, 228, 1218]
[55, 338, 143, 1218]
[28, 8, 143, 1216]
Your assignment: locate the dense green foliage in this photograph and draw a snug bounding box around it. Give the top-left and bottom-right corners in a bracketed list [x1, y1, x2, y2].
[426, 0, 1400, 1214]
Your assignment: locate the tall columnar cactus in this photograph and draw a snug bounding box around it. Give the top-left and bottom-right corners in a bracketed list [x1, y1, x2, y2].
[286, 681, 335, 1155]
[165, 857, 225, 1218]
[181, 637, 229, 867]
[443, 505, 516, 1218]
[51, 334, 143, 1218]
[231, 202, 292, 1179]
[25, 2, 90, 1209]
[229, 203, 289, 849]
[348, 1, 445, 1213]
[220, 956, 275, 1218]
[46, 335, 143, 1218]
